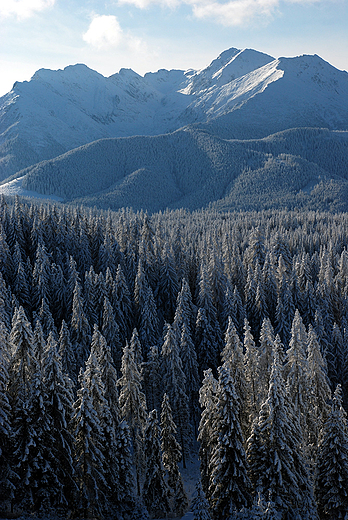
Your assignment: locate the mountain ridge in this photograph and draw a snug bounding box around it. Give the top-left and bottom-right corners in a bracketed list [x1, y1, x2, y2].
[2, 126, 348, 213]
[1, 47, 348, 213]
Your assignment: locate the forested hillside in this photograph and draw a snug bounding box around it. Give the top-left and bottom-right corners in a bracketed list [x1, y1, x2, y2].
[4, 127, 348, 214]
[0, 196, 347, 519]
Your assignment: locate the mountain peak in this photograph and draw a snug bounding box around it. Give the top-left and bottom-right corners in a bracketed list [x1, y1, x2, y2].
[211, 48, 274, 85]
[1, 45, 348, 189]
[32, 63, 101, 83]
[212, 47, 241, 67]
[186, 47, 274, 94]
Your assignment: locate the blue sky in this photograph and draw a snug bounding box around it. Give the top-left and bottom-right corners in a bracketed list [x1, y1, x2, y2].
[0, 0, 347, 97]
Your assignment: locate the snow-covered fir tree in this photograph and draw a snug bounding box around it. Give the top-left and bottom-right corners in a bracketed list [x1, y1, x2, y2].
[306, 324, 332, 461]
[315, 385, 348, 520]
[243, 319, 261, 431]
[284, 309, 312, 450]
[173, 277, 196, 338]
[180, 322, 200, 432]
[117, 420, 136, 516]
[72, 363, 108, 519]
[58, 319, 77, 382]
[208, 364, 251, 518]
[101, 295, 121, 367]
[221, 317, 248, 436]
[192, 480, 212, 520]
[161, 323, 191, 467]
[70, 281, 91, 367]
[118, 341, 147, 495]
[0, 321, 14, 509]
[160, 393, 188, 517]
[8, 307, 40, 512]
[247, 344, 318, 520]
[43, 332, 76, 512]
[198, 368, 218, 498]
[142, 409, 170, 518]
[88, 327, 124, 514]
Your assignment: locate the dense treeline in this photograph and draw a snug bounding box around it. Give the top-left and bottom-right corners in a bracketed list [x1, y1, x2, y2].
[0, 195, 348, 519]
[13, 127, 348, 214]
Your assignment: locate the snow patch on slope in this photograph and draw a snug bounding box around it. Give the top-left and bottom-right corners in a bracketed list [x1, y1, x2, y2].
[2, 47, 348, 185]
[0, 176, 63, 201]
[183, 48, 274, 94]
[188, 58, 284, 119]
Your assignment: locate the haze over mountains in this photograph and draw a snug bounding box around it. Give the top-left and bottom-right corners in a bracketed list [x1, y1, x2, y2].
[1, 47, 348, 212]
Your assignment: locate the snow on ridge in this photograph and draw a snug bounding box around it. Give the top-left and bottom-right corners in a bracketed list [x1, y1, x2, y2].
[186, 58, 284, 119]
[0, 176, 63, 201]
[2, 46, 348, 184]
[184, 48, 274, 95]
[211, 48, 274, 84]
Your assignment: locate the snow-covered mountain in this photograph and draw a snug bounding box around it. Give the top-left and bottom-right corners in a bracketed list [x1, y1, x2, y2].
[1, 47, 348, 212]
[190, 54, 348, 139]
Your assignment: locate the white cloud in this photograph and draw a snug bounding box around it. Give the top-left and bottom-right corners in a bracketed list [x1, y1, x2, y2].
[0, 0, 55, 20]
[83, 14, 149, 55]
[117, 0, 334, 26]
[118, 0, 180, 8]
[83, 15, 123, 49]
[191, 0, 279, 26]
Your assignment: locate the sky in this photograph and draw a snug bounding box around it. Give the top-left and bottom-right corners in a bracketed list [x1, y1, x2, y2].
[0, 0, 347, 97]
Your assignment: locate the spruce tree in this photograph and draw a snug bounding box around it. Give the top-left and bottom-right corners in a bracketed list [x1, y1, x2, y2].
[173, 277, 196, 337]
[208, 365, 251, 518]
[58, 319, 77, 383]
[73, 364, 108, 518]
[89, 325, 127, 513]
[51, 262, 66, 325]
[70, 281, 91, 368]
[221, 317, 248, 435]
[117, 420, 136, 516]
[160, 393, 188, 517]
[284, 309, 312, 449]
[247, 345, 317, 520]
[198, 369, 218, 498]
[32, 242, 52, 312]
[43, 332, 76, 512]
[243, 319, 261, 430]
[13, 261, 31, 311]
[118, 342, 147, 496]
[161, 323, 191, 468]
[195, 307, 219, 376]
[0, 225, 13, 287]
[196, 265, 222, 359]
[138, 285, 160, 358]
[8, 307, 38, 512]
[142, 409, 170, 518]
[93, 326, 121, 428]
[143, 345, 161, 413]
[114, 264, 134, 340]
[38, 295, 57, 339]
[192, 481, 212, 520]
[134, 260, 149, 325]
[180, 323, 200, 432]
[258, 317, 276, 403]
[307, 324, 332, 461]
[207, 249, 228, 323]
[158, 241, 179, 323]
[0, 324, 15, 510]
[101, 295, 121, 368]
[315, 385, 348, 520]
[83, 267, 98, 326]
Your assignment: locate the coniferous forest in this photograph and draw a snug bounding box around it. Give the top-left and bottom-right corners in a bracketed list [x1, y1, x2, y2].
[0, 195, 348, 520]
